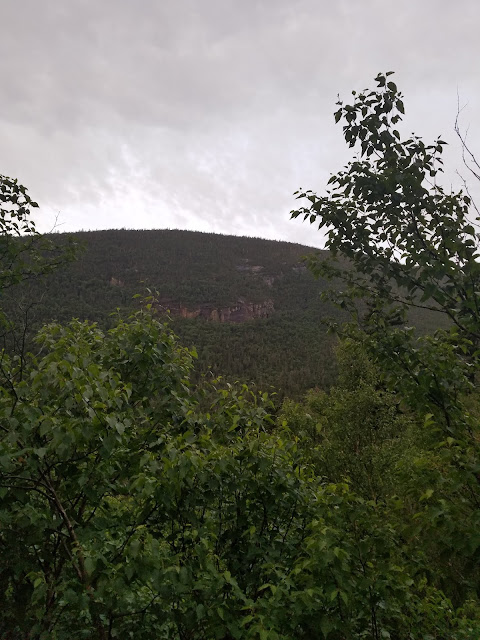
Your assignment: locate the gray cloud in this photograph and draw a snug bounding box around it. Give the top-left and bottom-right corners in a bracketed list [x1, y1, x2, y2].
[1, 0, 479, 247]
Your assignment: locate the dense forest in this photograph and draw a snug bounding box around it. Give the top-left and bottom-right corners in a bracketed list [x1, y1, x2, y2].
[1, 74, 479, 639]
[3, 228, 446, 399]
[1, 229, 339, 398]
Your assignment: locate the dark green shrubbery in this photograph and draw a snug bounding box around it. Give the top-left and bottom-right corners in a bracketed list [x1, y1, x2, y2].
[1, 308, 477, 638]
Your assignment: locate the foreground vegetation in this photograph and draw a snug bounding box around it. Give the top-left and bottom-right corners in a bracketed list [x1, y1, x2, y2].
[1, 73, 480, 638]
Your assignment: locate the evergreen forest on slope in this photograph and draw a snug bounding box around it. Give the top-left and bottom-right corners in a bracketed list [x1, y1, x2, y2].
[3, 228, 445, 399]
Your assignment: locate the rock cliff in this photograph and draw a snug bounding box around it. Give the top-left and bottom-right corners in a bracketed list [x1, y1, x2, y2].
[160, 299, 274, 323]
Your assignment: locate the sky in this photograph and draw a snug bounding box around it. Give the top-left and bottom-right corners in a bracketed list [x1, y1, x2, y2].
[1, 0, 479, 249]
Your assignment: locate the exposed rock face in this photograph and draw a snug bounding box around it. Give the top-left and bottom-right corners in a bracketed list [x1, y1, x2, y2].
[292, 264, 307, 273]
[179, 307, 202, 319]
[161, 299, 274, 323]
[235, 263, 264, 273]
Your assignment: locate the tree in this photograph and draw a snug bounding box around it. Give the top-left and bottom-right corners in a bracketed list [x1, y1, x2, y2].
[291, 73, 480, 429]
[0, 174, 76, 292]
[0, 175, 77, 361]
[279, 340, 415, 501]
[291, 72, 480, 609]
[0, 308, 314, 637]
[2, 306, 475, 638]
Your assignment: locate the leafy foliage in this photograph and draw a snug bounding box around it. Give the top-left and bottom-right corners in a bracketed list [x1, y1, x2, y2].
[291, 72, 480, 633]
[291, 72, 479, 431]
[0, 174, 76, 293]
[0, 174, 77, 356]
[2, 308, 477, 638]
[279, 341, 415, 501]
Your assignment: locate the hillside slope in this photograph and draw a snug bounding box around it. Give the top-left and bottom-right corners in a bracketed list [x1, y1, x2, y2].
[6, 229, 445, 397]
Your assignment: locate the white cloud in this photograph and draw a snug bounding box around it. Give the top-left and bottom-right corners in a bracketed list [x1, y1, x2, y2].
[0, 0, 479, 248]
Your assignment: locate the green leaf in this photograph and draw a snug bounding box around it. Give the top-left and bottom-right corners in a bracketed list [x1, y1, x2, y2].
[84, 557, 95, 574]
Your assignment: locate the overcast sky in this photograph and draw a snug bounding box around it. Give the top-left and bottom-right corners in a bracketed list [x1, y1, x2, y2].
[1, 0, 479, 248]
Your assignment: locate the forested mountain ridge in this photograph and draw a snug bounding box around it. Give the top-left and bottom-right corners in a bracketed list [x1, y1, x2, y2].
[38, 228, 327, 315]
[8, 228, 444, 398]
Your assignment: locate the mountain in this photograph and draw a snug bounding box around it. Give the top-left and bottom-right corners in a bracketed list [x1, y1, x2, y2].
[5, 229, 445, 398]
